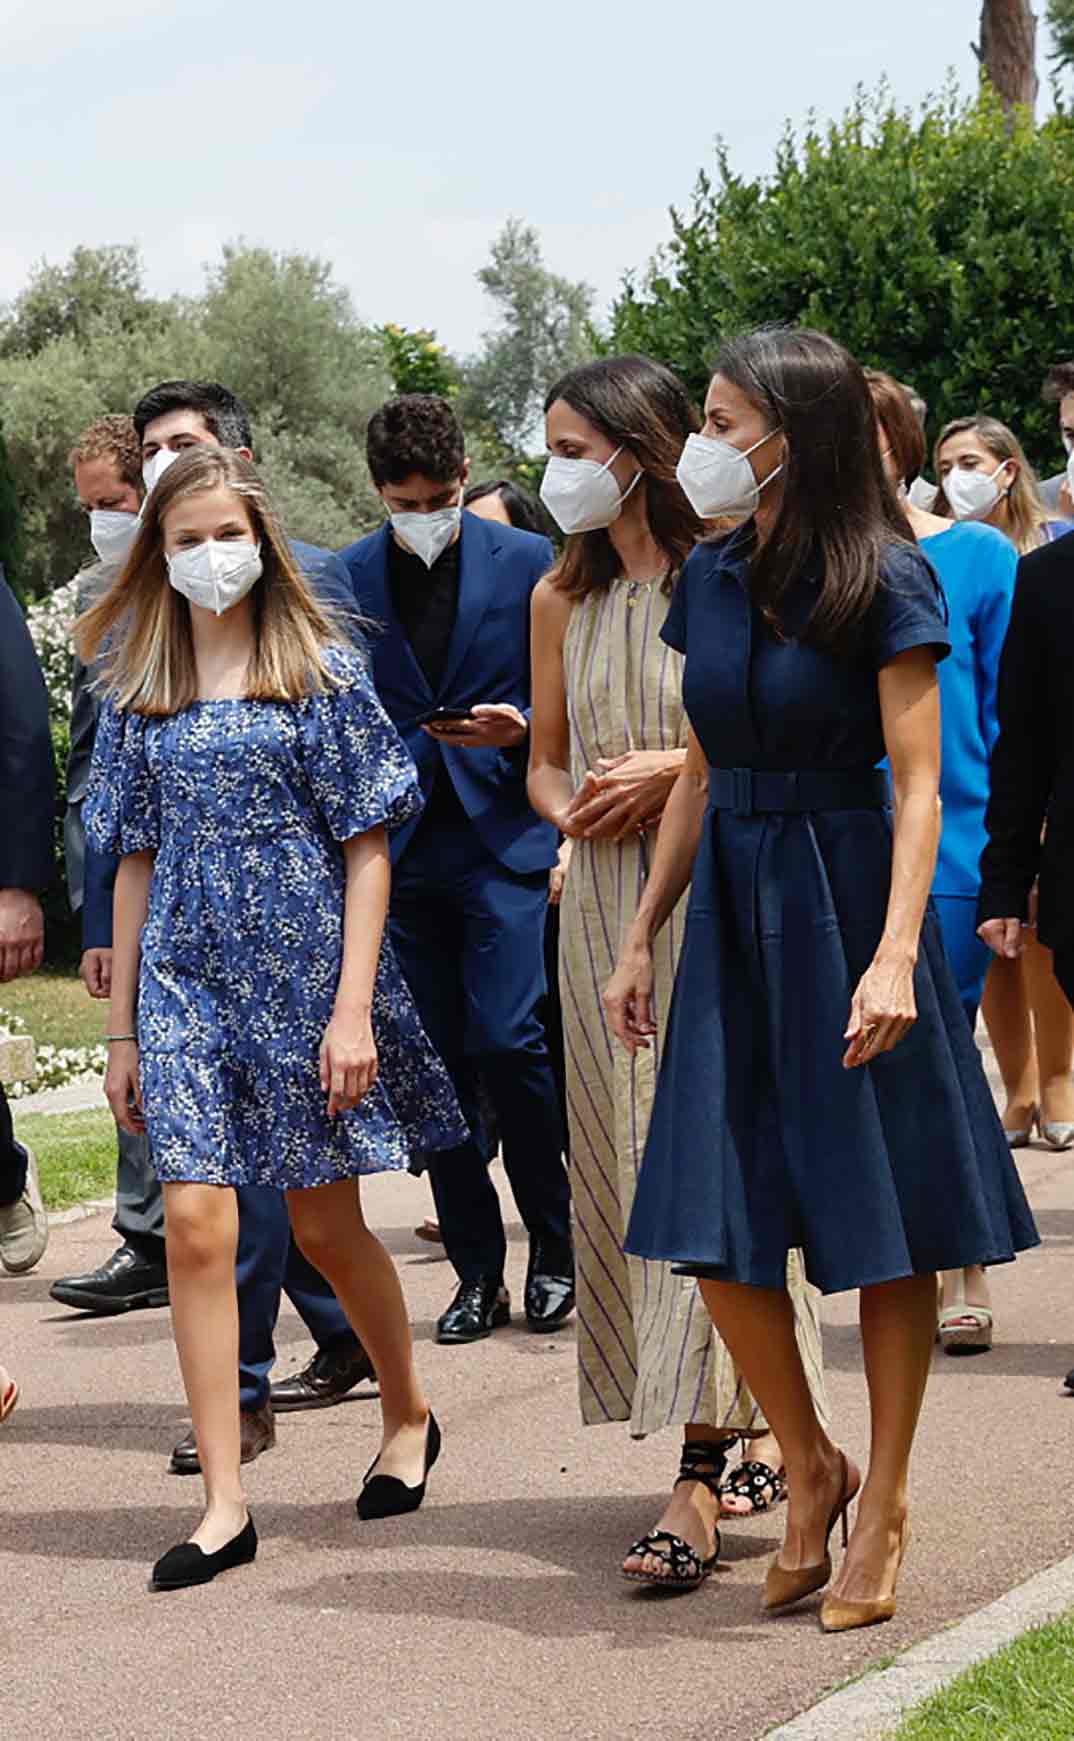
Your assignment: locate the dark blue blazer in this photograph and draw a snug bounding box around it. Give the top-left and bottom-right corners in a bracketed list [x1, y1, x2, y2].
[340, 512, 558, 874]
[0, 569, 56, 891]
[80, 541, 361, 949]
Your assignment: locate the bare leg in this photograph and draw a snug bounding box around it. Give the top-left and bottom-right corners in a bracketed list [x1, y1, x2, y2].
[287, 1178, 429, 1485]
[163, 1182, 245, 1552]
[1023, 934, 1074, 1126]
[829, 1273, 935, 1603]
[698, 1280, 844, 1573]
[981, 955, 1038, 1133]
[622, 1423, 738, 1579]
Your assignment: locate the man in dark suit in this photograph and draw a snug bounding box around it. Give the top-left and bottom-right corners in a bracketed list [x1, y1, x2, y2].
[342, 394, 574, 1343]
[0, 566, 55, 1275]
[52, 389, 373, 1471]
[978, 528, 1074, 1392]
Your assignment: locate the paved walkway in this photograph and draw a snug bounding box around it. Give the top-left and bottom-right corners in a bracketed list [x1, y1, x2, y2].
[3, 1107, 1073, 1740]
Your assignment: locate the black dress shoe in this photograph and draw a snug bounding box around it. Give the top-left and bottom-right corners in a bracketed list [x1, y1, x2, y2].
[1065, 1368, 1074, 1394]
[524, 1240, 576, 1333]
[357, 1415, 441, 1520]
[49, 1243, 169, 1315]
[435, 1278, 511, 1344]
[151, 1516, 258, 1591]
[270, 1343, 375, 1412]
[169, 1404, 275, 1476]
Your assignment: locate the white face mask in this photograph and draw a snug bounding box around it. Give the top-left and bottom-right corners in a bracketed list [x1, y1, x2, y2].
[944, 460, 1009, 522]
[540, 448, 643, 535]
[390, 506, 461, 569]
[143, 447, 182, 494]
[89, 509, 140, 567]
[676, 429, 783, 520]
[166, 540, 263, 616]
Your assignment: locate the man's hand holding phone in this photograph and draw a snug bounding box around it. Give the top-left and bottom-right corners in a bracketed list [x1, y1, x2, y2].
[420, 703, 527, 749]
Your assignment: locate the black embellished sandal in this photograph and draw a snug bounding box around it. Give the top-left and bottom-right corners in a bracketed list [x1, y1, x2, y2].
[719, 1449, 787, 1517]
[622, 1439, 729, 1591]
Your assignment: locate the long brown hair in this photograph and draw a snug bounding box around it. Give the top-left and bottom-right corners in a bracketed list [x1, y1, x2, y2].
[933, 415, 1050, 556]
[76, 447, 349, 715]
[715, 327, 913, 648]
[543, 355, 703, 598]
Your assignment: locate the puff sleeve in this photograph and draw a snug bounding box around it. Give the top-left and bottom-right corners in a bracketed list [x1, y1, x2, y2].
[300, 646, 422, 841]
[83, 701, 160, 857]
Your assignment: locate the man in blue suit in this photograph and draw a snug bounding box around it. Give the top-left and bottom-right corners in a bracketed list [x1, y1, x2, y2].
[342, 394, 574, 1343]
[52, 386, 373, 1472]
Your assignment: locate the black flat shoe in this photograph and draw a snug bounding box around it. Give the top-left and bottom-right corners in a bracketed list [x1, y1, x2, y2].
[49, 1243, 169, 1315]
[435, 1277, 510, 1344]
[524, 1239, 575, 1333]
[150, 1516, 257, 1592]
[356, 1415, 441, 1521]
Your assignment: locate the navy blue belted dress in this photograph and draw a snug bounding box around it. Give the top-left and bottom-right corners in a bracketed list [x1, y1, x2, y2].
[624, 531, 1038, 1295]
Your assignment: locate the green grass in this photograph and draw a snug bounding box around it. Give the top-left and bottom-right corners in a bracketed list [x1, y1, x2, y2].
[13, 1108, 117, 1210]
[892, 1615, 1074, 1740]
[0, 969, 104, 1050]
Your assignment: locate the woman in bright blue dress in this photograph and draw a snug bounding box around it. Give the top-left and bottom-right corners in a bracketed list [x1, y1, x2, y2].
[605, 329, 1037, 1635]
[871, 373, 1019, 1354]
[79, 446, 465, 1593]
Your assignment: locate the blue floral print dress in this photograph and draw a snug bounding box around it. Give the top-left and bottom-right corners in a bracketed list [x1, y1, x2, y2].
[85, 644, 466, 1189]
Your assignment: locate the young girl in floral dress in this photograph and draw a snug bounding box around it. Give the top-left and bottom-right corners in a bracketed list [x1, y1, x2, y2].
[80, 446, 465, 1592]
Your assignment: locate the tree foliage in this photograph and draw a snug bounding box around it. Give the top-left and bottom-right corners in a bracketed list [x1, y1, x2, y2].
[458, 220, 597, 455]
[381, 324, 459, 397]
[611, 85, 1074, 476]
[0, 243, 391, 597]
[1047, 0, 1074, 70]
[0, 426, 24, 598]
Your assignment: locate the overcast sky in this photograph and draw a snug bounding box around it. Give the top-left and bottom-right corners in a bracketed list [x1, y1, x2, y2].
[3, 1, 1056, 355]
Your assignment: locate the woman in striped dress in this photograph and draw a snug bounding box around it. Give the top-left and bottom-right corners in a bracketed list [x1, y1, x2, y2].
[529, 356, 829, 1587]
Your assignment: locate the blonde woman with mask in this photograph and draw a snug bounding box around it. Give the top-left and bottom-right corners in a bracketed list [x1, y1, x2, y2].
[935, 415, 1074, 1155]
[78, 447, 465, 1593]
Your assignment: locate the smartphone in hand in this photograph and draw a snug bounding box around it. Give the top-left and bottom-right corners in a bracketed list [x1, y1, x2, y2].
[414, 706, 475, 727]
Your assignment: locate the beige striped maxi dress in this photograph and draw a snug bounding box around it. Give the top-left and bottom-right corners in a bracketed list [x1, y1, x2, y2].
[559, 574, 829, 1439]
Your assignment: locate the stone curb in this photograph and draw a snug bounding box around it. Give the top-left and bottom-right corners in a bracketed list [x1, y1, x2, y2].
[47, 1195, 115, 1228]
[764, 1553, 1074, 1739]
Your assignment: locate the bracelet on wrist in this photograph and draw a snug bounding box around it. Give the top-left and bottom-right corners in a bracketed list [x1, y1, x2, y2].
[106, 1033, 137, 1044]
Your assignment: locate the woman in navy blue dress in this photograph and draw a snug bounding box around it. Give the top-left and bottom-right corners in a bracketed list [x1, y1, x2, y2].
[605, 328, 1037, 1634]
[79, 447, 465, 1592]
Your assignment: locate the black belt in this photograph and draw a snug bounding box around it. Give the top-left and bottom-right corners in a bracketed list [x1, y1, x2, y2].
[708, 767, 889, 818]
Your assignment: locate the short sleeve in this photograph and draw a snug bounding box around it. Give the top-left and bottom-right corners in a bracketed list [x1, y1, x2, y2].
[868, 543, 951, 670]
[83, 701, 160, 857]
[301, 645, 422, 840]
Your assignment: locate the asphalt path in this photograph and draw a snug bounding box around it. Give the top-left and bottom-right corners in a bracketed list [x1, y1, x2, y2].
[2, 1108, 1072, 1741]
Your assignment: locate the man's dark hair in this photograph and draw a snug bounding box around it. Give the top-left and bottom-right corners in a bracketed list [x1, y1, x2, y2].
[132, 380, 253, 449]
[366, 394, 465, 488]
[1042, 362, 1074, 404]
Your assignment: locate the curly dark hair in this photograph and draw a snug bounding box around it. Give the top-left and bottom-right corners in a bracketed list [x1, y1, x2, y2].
[366, 394, 466, 488]
[1042, 361, 1074, 404]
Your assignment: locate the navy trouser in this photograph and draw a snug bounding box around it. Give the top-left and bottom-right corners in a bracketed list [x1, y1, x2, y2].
[235, 1187, 357, 1411]
[390, 811, 571, 1285]
[0, 1086, 26, 1207]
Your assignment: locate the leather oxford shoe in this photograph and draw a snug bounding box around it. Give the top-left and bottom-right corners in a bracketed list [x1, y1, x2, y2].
[270, 1343, 375, 1411]
[435, 1277, 511, 1344]
[49, 1242, 169, 1314]
[524, 1240, 575, 1333]
[169, 1403, 275, 1476]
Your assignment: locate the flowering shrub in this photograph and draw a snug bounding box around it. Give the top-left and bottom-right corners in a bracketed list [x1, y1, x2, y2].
[26, 576, 78, 729]
[0, 1009, 106, 1100]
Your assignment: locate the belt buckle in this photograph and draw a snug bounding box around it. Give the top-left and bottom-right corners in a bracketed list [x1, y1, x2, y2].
[732, 768, 754, 817]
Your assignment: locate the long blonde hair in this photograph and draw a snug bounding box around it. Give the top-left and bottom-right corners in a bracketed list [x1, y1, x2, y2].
[76, 447, 349, 714]
[934, 415, 1050, 556]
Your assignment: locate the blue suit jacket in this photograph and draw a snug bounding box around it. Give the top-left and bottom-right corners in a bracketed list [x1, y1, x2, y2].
[79, 540, 361, 949]
[340, 512, 558, 874]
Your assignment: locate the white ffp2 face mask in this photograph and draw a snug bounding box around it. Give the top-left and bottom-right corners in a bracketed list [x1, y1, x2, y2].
[944, 460, 1009, 523]
[166, 540, 263, 616]
[540, 448, 643, 535]
[89, 509, 140, 567]
[142, 447, 182, 495]
[676, 429, 783, 520]
[390, 506, 462, 569]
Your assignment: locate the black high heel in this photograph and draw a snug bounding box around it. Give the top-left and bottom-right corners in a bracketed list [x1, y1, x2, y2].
[150, 1515, 257, 1592]
[356, 1413, 441, 1521]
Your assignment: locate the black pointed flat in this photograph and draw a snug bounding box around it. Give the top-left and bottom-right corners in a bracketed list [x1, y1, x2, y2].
[150, 1515, 258, 1591]
[356, 1414, 441, 1521]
